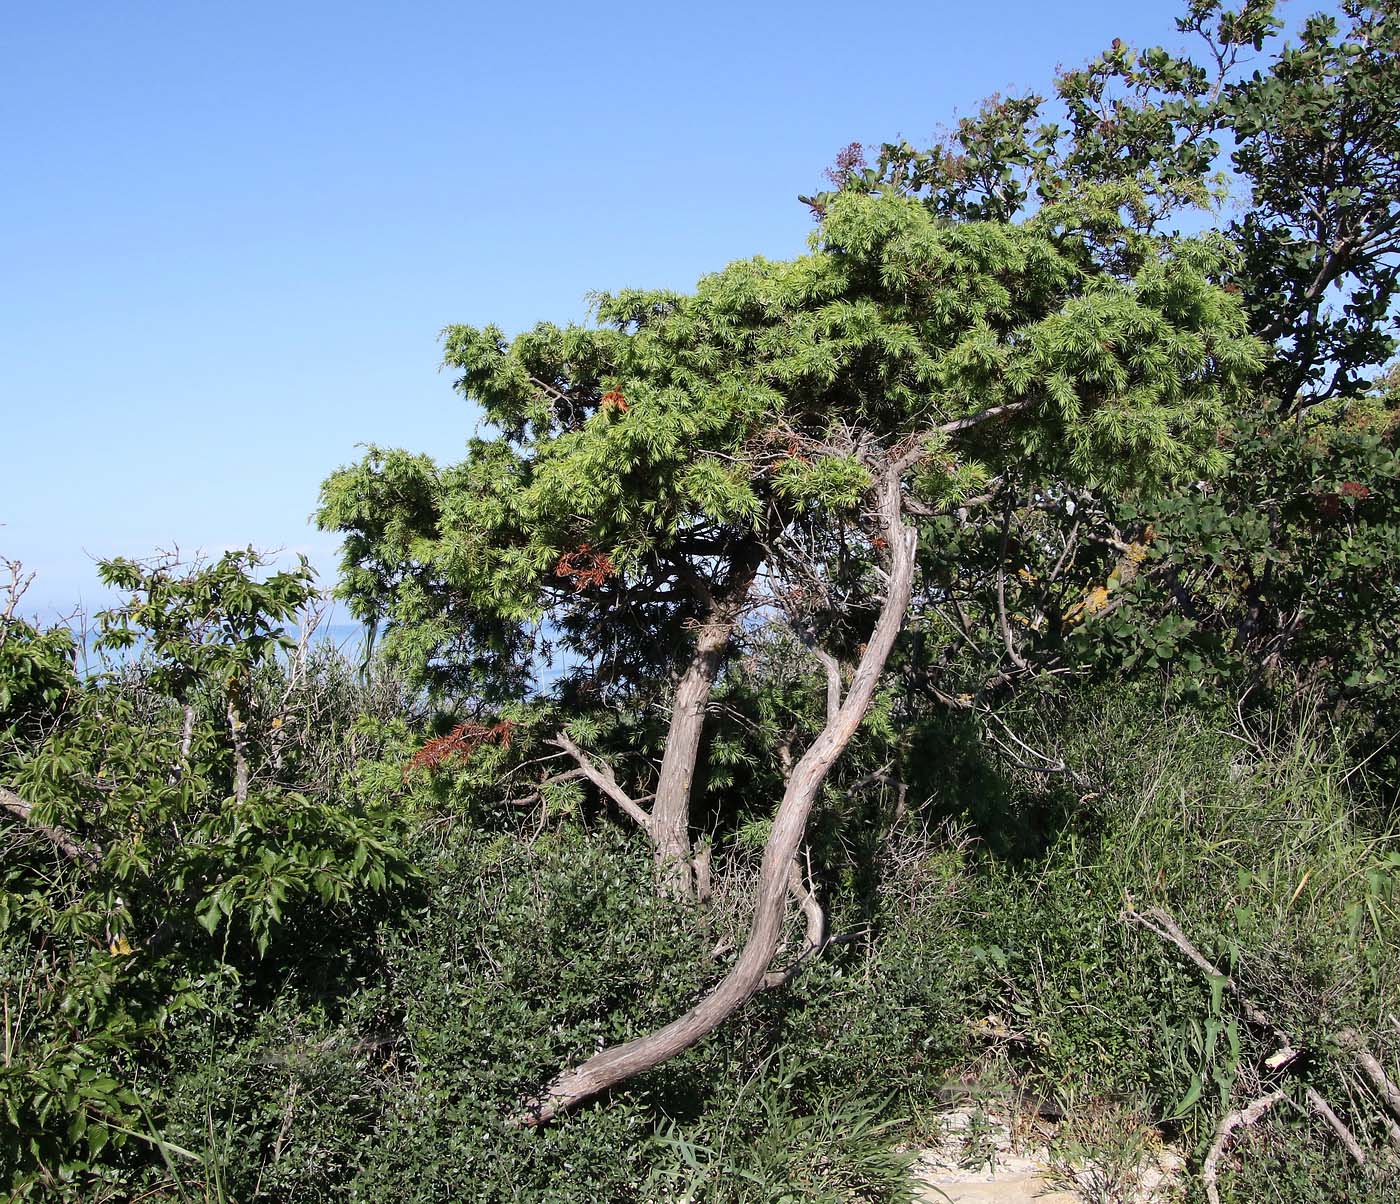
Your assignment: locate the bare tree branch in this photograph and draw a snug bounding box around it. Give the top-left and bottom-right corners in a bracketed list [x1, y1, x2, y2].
[1304, 1086, 1366, 1165]
[1127, 905, 1400, 1157]
[810, 647, 842, 724]
[519, 467, 918, 1124]
[0, 786, 99, 866]
[1337, 1028, 1400, 1132]
[763, 849, 827, 990]
[549, 732, 653, 835]
[1202, 1090, 1286, 1204]
[887, 400, 1039, 477]
[1122, 905, 1279, 1036]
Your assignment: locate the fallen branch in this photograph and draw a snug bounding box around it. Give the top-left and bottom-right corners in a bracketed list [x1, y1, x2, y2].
[1202, 1090, 1285, 1204]
[1305, 1086, 1367, 1165]
[1125, 903, 1394, 1160]
[1338, 1029, 1400, 1127]
[1122, 905, 1278, 1036]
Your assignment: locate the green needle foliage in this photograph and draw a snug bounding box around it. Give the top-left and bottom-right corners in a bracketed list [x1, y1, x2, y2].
[319, 187, 1258, 706]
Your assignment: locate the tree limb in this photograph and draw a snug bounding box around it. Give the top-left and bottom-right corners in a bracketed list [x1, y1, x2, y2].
[519, 468, 918, 1125]
[1305, 1086, 1366, 1165]
[762, 849, 827, 990]
[548, 733, 653, 835]
[0, 786, 99, 866]
[890, 399, 1038, 476]
[1122, 905, 1278, 1036]
[1337, 1028, 1400, 1132]
[1126, 904, 1400, 1155]
[1202, 1090, 1286, 1204]
[809, 646, 842, 724]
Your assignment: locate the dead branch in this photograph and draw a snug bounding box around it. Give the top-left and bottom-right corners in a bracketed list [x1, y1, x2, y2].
[1127, 904, 1398, 1156]
[1305, 1086, 1367, 1165]
[1202, 1090, 1286, 1204]
[890, 399, 1038, 475]
[1122, 905, 1278, 1036]
[506, 767, 588, 809]
[995, 495, 1029, 673]
[548, 732, 653, 834]
[1338, 1029, 1400, 1132]
[1, 558, 36, 631]
[1048, 514, 1082, 583]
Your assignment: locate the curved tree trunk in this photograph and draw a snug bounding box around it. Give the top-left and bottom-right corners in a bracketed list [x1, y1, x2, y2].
[650, 553, 762, 898]
[521, 474, 915, 1124]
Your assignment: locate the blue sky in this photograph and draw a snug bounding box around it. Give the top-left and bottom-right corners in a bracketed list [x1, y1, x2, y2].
[2, 0, 1268, 613]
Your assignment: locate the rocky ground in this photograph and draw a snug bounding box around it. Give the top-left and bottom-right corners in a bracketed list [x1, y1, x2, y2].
[910, 1105, 1185, 1203]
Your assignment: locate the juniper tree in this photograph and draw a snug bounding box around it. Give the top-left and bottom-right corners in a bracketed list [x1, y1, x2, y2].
[320, 173, 1258, 1118]
[861, 0, 1398, 406]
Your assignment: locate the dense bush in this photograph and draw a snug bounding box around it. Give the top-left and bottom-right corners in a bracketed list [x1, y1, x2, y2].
[5, 585, 1399, 1202]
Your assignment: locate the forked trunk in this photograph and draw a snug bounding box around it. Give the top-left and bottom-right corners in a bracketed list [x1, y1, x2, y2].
[521, 474, 915, 1123]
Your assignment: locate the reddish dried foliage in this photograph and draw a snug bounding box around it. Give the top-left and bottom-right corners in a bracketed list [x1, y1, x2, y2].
[555, 544, 615, 592]
[601, 390, 628, 413]
[1319, 481, 1373, 517]
[407, 720, 514, 776]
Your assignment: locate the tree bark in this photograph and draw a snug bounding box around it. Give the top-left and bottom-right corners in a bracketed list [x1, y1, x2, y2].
[649, 553, 761, 897]
[227, 694, 250, 804]
[520, 472, 916, 1124]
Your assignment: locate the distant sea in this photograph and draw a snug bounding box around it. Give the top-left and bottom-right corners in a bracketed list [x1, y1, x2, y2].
[60, 611, 372, 674]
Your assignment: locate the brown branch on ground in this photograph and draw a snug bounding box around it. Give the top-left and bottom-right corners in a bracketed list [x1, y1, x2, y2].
[1122, 904, 1281, 1037]
[1124, 903, 1384, 1167]
[1202, 1090, 1286, 1204]
[1306, 1086, 1367, 1165]
[1337, 1029, 1400, 1144]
